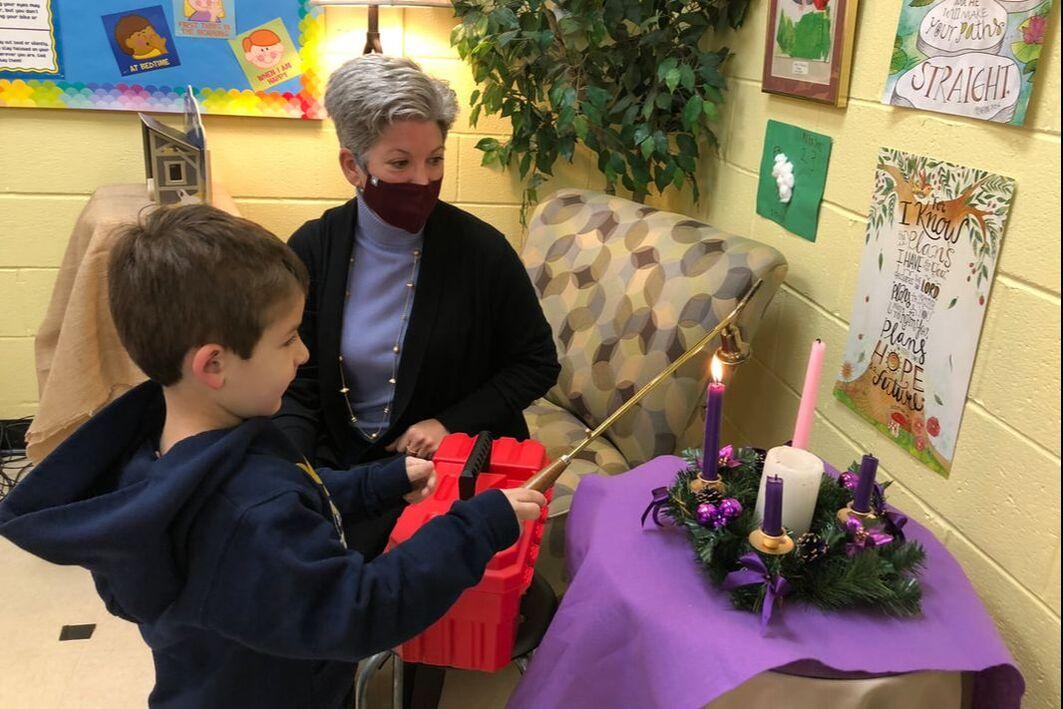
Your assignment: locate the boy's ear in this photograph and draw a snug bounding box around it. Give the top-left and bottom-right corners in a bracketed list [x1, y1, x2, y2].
[189, 344, 227, 390]
[339, 148, 365, 190]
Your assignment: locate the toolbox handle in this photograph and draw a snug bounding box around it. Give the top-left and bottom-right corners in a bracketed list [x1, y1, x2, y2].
[458, 431, 493, 500]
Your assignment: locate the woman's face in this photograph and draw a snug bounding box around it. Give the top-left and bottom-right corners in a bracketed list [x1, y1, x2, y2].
[340, 119, 445, 190]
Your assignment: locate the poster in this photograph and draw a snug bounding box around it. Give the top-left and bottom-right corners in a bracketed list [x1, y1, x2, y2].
[834, 148, 1015, 477]
[1, 1, 322, 119]
[0, 0, 61, 76]
[229, 18, 301, 92]
[755, 120, 833, 242]
[173, 0, 236, 39]
[882, 0, 1054, 126]
[761, 0, 860, 106]
[101, 5, 181, 77]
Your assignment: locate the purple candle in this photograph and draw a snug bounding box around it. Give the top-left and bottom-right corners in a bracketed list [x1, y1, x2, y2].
[701, 381, 725, 481]
[762, 475, 784, 536]
[853, 454, 878, 513]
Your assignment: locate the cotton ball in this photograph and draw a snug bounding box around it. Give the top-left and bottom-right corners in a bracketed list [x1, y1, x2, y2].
[772, 153, 795, 204]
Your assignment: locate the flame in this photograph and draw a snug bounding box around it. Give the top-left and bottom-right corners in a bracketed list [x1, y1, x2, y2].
[710, 354, 724, 383]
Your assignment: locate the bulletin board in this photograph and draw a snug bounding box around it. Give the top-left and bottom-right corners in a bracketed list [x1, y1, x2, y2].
[0, 0, 323, 119]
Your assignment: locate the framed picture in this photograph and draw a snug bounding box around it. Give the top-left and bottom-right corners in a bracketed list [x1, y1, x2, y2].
[761, 0, 860, 107]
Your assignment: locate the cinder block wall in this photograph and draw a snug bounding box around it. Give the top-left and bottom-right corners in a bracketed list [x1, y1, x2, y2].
[695, 4, 1059, 707]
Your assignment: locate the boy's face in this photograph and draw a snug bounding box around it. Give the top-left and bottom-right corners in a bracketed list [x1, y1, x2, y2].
[246, 42, 283, 69]
[218, 293, 308, 419]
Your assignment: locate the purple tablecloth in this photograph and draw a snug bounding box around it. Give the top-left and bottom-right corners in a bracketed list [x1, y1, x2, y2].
[509, 456, 1023, 709]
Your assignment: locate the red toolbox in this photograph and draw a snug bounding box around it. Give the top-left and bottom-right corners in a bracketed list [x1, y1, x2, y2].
[387, 433, 551, 672]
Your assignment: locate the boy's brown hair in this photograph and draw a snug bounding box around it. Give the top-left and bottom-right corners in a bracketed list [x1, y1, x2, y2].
[108, 204, 308, 386]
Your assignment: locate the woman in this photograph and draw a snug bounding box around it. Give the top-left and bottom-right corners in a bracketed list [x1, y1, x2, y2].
[277, 54, 559, 553]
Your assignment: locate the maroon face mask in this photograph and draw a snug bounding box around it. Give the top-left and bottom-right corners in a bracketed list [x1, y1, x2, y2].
[359, 174, 442, 234]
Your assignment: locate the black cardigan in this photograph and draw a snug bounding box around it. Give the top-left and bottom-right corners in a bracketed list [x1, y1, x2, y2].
[276, 198, 560, 467]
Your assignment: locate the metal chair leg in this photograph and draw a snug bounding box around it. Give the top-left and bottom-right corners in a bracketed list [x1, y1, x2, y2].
[513, 651, 532, 675]
[391, 653, 404, 709]
[354, 650, 393, 709]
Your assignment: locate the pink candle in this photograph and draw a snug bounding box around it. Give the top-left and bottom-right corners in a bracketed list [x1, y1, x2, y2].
[791, 339, 825, 451]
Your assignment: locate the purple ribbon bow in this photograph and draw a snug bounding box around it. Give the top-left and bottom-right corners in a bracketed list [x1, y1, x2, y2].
[871, 483, 908, 542]
[641, 487, 673, 528]
[722, 552, 791, 632]
[844, 516, 895, 556]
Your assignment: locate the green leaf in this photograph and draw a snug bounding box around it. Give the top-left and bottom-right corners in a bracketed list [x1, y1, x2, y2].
[585, 86, 612, 110]
[665, 67, 681, 93]
[889, 47, 909, 74]
[702, 100, 720, 121]
[682, 95, 702, 130]
[908, 0, 935, 6]
[947, 297, 957, 309]
[676, 133, 697, 155]
[640, 137, 655, 160]
[657, 57, 678, 81]
[475, 137, 501, 152]
[573, 115, 590, 140]
[1012, 40, 1041, 65]
[679, 64, 696, 91]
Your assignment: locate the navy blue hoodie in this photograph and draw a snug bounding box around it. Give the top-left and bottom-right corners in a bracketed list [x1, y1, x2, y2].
[0, 382, 520, 708]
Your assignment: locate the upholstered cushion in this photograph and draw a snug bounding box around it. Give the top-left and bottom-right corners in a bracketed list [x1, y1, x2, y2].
[523, 189, 786, 467]
[524, 398, 628, 592]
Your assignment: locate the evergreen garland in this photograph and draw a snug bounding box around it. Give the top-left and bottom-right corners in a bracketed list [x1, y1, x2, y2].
[660, 449, 926, 617]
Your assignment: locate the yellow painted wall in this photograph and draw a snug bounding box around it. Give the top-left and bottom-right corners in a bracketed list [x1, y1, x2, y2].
[0, 3, 1060, 707]
[697, 4, 1061, 708]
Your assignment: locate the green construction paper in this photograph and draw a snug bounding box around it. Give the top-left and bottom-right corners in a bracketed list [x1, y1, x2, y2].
[755, 120, 832, 242]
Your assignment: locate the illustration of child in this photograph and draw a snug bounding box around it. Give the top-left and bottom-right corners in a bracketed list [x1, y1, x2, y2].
[184, 0, 225, 23]
[243, 29, 284, 70]
[115, 15, 169, 60]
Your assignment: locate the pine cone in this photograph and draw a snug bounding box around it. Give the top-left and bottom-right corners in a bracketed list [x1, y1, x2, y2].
[694, 487, 724, 506]
[797, 532, 826, 563]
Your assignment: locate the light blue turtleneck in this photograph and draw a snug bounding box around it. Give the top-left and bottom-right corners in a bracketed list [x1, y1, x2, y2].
[339, 198, 424, 440]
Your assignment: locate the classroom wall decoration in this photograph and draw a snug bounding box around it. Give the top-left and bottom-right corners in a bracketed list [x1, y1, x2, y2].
[0, 0, 323, 119]
[834, 148, 1015, 477]
[755, 119, 833, 242]
[761, 0, 861, 106]
[0, 0, 62, 78]
[882, 0, 1054, 126]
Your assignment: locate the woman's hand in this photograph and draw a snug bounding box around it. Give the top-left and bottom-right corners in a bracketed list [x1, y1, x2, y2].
[403, 456, 437, 504]
[386, 419, 450, 459]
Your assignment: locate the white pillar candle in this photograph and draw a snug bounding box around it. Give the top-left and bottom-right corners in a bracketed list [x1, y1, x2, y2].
[754, 446, 824, 536]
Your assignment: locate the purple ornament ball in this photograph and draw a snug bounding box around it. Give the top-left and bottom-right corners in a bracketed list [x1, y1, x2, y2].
[696, 503, 717, 526]
[719, 498, 743, 519]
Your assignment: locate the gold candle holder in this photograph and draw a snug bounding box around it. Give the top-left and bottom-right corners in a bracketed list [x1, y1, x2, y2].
[689, 476, 726, 495]
[836, 502, 878, 527]
[749, 528, 795, 555]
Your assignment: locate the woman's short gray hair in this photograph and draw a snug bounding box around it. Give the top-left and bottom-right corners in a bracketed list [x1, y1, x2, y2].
[324, 54, 458, 163]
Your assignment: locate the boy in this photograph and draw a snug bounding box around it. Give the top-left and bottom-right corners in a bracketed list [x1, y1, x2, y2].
[0, 205, 546, 708]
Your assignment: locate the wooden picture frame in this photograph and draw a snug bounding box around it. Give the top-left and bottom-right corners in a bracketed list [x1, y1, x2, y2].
[761, 0, 859, 107]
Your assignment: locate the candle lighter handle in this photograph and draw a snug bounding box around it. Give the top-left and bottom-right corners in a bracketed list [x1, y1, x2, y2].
[522, 456, 571, 493]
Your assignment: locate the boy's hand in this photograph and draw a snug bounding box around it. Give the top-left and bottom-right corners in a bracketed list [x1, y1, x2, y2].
[501, 488, 548, 522]
[403, 457, 436, 504]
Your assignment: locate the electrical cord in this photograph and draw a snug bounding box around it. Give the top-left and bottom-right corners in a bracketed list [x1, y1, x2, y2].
[0, 417, 33, 501]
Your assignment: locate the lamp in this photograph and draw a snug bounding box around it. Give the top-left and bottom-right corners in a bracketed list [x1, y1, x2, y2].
[311, 0, 453, 54]
[523, 280, 764, 493]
